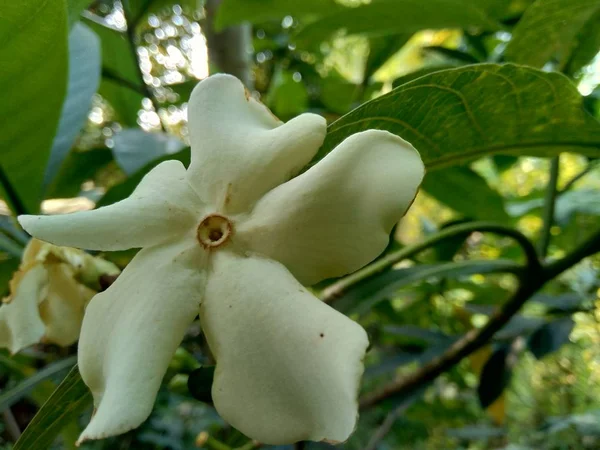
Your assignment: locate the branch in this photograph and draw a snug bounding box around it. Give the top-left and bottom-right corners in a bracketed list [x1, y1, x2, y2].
[559, 160, 599, 194]
[358, 227, 600, 409]
[537, 156, 560, 258]
[321, 222, 540, 303]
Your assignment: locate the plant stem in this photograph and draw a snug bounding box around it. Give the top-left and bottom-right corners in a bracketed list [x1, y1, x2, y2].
[358, 226, 600, 409]
[321, 222, 540, 303]
[537, 156, 560, 258]
[121, 0, 166, 131]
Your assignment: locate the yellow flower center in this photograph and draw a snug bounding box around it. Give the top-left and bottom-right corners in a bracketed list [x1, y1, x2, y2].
[196, 214, 232, 249]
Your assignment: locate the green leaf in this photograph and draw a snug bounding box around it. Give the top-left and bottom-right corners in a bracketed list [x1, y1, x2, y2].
[505, 0, 600, 68]
[423, 46, 481, 64]
[215, 0, 342, 29]
[531, 293, 591, 313]
[265, 69, 309, 120]
[0, 0, 69, 213]
[565, 8, 600, 75]
[422, 166, 509, 222]
[492, 155, 519, 172]
[319, 76, 361, 115]
[528, 317, 574, 359]
[446, 425, 505, 440]
[14, 365, 92, 450]
[477, 345, 512, 408]
[163, 79, 199, 107]
[46, 148, 114, 199]
[96, 148, 190, 207]
[84, 15, 144, 126]
[336, 259, 521, 314]
[555, 189, 600, 225]
[44, 23, 101, 191]
[318, 64, 600, 169]
[294, 0, 500, 46]
[391, 64, 457, 88]
[0, 233, 23, 259]
[0, 356, 77, 412]
[112, 129, 186, 175]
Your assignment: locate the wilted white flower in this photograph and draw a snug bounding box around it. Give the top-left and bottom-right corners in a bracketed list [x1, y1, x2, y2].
[0, 238, 119, 354]
[19, 74, 424, 445]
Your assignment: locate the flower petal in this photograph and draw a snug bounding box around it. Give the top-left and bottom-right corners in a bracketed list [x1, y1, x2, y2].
[77, 238, 206, 444]
[186, 74, 326, 213]
[19, 161, 201, 251]
[39, 263, 95, 346]
[0, 265, 48, 354]
[237, 130, 424, 285]
[201, 251, 368, 445]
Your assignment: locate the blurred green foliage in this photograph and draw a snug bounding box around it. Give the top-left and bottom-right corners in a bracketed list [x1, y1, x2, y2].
[1, 0, 600, 449]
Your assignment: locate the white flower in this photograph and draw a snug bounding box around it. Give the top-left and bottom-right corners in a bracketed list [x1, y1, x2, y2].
[0, 238, 119, 354]
[18, 74, 424, 445]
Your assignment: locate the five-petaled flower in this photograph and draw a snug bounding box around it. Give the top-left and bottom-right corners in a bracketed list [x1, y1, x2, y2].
[18, 74, 424, 445]
[0, 238, 119, 354]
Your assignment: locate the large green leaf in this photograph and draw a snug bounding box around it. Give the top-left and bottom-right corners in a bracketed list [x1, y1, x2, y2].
[317, 64, 600, 169]
[14, 365, 92, 450]
[0, 0, 69, 213]
[294, 0, 500, 46]
[84, 15, 144, 126]
[215, 0, 342, 29]
[505, 0, 600, 68]
[422, 166, 509, 222]
[44, 23, 101, 190]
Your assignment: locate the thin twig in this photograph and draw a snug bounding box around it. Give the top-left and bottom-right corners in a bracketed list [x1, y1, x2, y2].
[364, 387, 425, 450]
[321, 222, 540, 303]
[558, 159, 599, 195]
[358, 227, 600, 409]
[538, 156, 560, 258]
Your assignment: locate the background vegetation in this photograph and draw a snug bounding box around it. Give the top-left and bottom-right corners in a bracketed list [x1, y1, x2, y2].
[1, 0, 600, 449]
